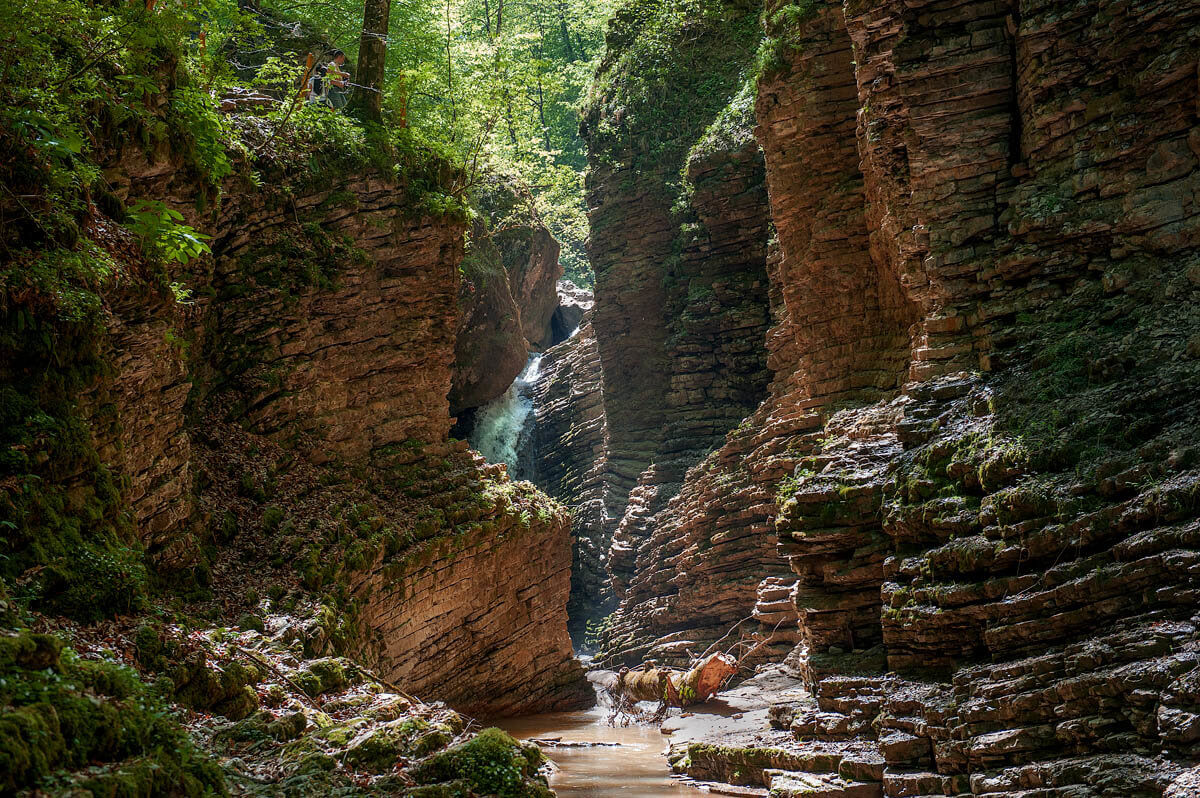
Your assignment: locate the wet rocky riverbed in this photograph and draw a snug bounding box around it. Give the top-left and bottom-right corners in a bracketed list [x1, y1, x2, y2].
[499, 668, 808, 797]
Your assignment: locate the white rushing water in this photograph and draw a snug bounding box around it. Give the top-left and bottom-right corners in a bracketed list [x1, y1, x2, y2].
[469, 353, 543, 475]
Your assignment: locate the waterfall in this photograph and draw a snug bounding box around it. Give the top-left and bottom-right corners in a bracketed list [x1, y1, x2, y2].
[469, 353, 543, 478]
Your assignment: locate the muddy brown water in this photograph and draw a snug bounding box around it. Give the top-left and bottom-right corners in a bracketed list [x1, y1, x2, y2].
[500, 703, 706, 797]
[498, 667, 807, 797]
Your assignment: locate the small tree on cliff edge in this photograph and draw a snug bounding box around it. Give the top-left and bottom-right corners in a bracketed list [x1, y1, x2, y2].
[350, 0, 389, 122]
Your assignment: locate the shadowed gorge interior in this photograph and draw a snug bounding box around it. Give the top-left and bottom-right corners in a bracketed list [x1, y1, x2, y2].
[2, 0, 1199, 795]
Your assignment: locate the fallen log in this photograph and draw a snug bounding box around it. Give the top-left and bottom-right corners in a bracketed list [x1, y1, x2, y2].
[614, 653, 738, 708]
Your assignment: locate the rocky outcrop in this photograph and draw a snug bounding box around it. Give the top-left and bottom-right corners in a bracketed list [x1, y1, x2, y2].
[451, 217, 530, 415]
[13, 141, 590, 716]
[451, 178, 565, 414]
[501, 220, 561, 352]
[581, 1, 775, 645]
[530, 315, 620, 642]
[91, 285, 199, 570]
[357, 454, 590, 717]
[204, 176, 464, 460]
[192, 398, 591, 717]
[194, 166, 588, 715]
[624, 0, 1200, 795]
[551, 279, 593, 343]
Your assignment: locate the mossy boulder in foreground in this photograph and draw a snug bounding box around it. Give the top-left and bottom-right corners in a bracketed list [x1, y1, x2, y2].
[410, 727, 553, 798]
[0, 631, 227, 795]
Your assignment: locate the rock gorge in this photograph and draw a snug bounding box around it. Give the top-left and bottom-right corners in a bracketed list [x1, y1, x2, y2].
[538, 0, 1200, 795]
[1, 75, 589, 790]
[4, 0, 1200, 794]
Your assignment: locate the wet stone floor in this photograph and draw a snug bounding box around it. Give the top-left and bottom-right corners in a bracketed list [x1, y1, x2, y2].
[500, 668, 808, 797]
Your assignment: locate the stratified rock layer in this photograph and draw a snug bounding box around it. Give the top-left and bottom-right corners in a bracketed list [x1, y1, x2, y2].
[581, 1, 775, 639]
[598, 0, 1200, 795]
[90, 287, 199, 569]
[451, 217, 529, 416]
[530, 315, 619, 641]
[42, 151, 590, 717]
[205, 175, 463, 460]
[197, 167, 588, 716]
[451, 178, 564, 414]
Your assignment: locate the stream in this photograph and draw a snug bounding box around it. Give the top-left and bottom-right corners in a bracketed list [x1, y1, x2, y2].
[466, 328, 766, 795]
[498, 669, 806, 797]
[500, 703, 704, 797]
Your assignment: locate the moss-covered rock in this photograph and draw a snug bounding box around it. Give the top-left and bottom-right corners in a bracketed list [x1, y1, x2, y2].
[343, 717, 455, 773]
[410, 727, 552, 798]
[0, 631, 227, 795]
[292, 656, 354, 697]
[225, 708, 309, 743]
[171, 652, 260, 720]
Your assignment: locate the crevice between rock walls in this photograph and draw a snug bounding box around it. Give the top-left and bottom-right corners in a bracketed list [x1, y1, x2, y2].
[579, 0, 777, 643]
[583, 0, 1200, 794]
[75, 145, 592, 718]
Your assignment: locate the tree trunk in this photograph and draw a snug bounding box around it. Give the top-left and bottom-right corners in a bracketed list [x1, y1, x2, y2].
[351, 0, 390, 122]
[612, 654, 737, 707]
[555, 0, 576, 61]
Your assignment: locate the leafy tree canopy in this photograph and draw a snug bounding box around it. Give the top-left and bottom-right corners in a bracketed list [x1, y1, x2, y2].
[261, 0, 616, 284]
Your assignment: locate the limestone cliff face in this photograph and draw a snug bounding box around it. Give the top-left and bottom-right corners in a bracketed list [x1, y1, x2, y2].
[203, 176, 464, 459]
[611, 0, 1200, 794]
[40, 148, 589, 716]
[451, 217, 530, 416]
[582, 0, 775, 634]
[451, 179, 564, 415]
[530, 315, 621, 641]
[83, 285, 199, 570]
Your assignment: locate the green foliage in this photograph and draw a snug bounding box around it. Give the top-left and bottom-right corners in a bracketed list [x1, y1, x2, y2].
[171, 83, 241, 186]
[0, 365, 151, 622]
[755, 0, 820, 81]
[0, 632, 227, 795]
[40, 545, 149, 622]
[126, 200, 213, 264]
[583, 612, 616, 650]
[690, 74, 758, 163]
[411, 728, 552, 798]
[261, 506, 287, 533]
[587, 0, 763, 171]
[265, 0, 614, 284]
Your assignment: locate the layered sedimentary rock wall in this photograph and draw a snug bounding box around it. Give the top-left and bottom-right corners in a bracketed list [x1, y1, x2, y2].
[451, 217, 531, 415]
[41, 145, 591, 716]
[359, 455, 590, 717]
[451, 179, 564, 415]
[592, 0, 1200, 794]
[582, 0, 776, 636]
[87, 284, 199, 570]
[204, 177, 464, 459]
[530, 315, 620, 641]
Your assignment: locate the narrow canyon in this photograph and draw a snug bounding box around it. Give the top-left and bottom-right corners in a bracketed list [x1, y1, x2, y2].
[1, 0, 1198, 796]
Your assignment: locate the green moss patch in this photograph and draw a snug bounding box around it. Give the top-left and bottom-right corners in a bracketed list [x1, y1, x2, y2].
[410, 728, 552, 798]
[0, 631, 226, 795]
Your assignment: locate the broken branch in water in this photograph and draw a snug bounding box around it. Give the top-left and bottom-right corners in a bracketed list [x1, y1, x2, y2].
[605, 651, 738, 718]
[600, 616, 792, 724]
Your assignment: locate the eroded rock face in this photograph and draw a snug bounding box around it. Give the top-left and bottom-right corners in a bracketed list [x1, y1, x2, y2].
[451, 217, 529, 416]
[530, 316, 620, 642]
[351, 455, 592, 717]
[551, 280, 593, 344]
[204, 177, 464, 461]
[580, 1, 775, 650]
[598, 0, 1200, 794]
[194, 170, 588, 716]
[86, 289, 198, 569]
[51, 153, 590, 717]
[451, 180, 565, 414]
[502, 223, 562, 352]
